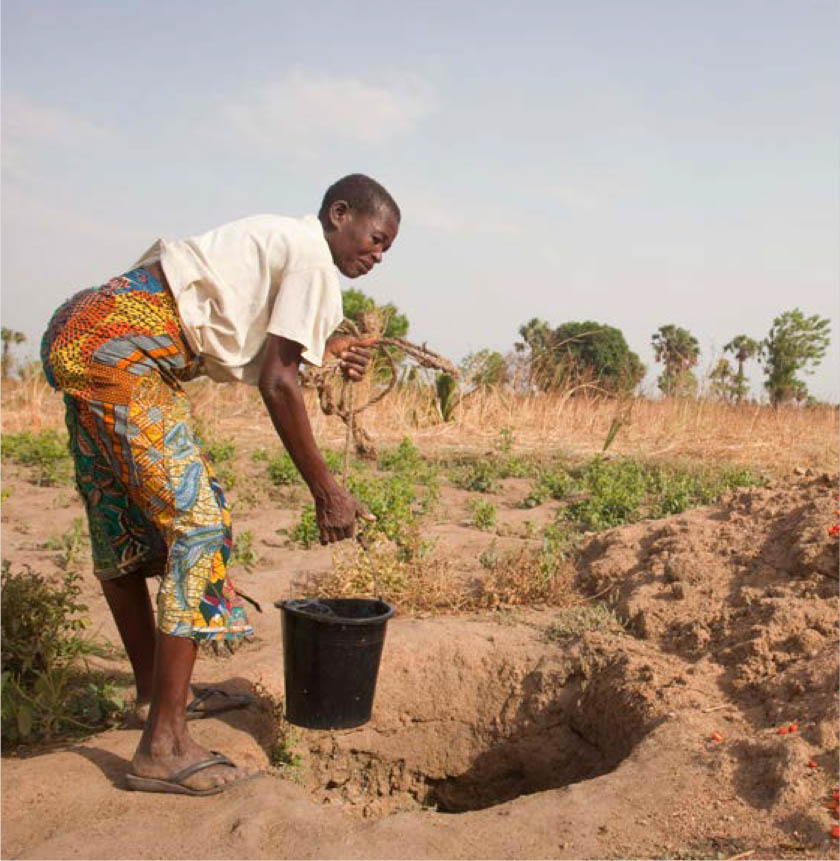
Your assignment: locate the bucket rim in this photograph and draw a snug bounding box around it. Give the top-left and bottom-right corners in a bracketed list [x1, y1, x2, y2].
[275, 597, 395, 626]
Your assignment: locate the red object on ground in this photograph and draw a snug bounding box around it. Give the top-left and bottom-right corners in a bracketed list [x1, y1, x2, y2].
[710, 731, 724, 743]
[788, 723, 798, 732]
[832, 825, 839, 839]
[807, 760, 818, 768]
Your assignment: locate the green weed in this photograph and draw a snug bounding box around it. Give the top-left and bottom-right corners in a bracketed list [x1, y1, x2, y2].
[1, 562, 123, 744]
[253, 681, 304, 778]
[563, 457, 766, 530]
[230, 530, 257, 571]
[288, 505, 319, 548]
[469, 498, 497, 531]
[43, 517, 89, 571]
[450, 459, 500, 493]
[521, 467, 573, 508]
[544, 604, 624, 641]
[1, 429, 73, 486]
[378, 437, 439, 486]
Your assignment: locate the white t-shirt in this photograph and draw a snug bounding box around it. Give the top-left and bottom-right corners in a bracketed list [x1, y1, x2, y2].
[134, 214, 343, 384]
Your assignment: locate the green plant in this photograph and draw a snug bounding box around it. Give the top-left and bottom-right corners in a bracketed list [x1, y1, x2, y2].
[469, 498, 497, 531]
[562, 457, 765, 531]
[522, 466, 573, 508]
[1, 562, 123, 744]
[267, 450, 300, 486]
[722, 335, 761, 403]
[253, 681, 304, 777]
[347, 472, 419, 550]
[565, 457, 648, 530]
[1, 429, 73, 486]
[652, 323, 701, 397]
[516, 318, 644, 394]
[205, 438, 236, 464]
[43, 517, 89, 571]
[436, 373, 459, 422]
[450, 458, 499, 493]
[761, 308, 831, 405]
[288, 505, 319, 548]
[230, 530, 257, 571]
[478, 541, 500, 570]
[544, 604, 624, 641]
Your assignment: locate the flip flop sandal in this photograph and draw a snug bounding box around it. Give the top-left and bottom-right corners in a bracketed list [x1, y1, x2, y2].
[186, 688, 254, 720]
[125, 752, 257, 796]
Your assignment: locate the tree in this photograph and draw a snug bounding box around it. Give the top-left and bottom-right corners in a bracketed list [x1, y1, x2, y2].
[723, 335, 760, 403]
[514, 318, 554, 389]
[1, 329, 26, 380]
[341, 288, 408, 339]
[515, 318, 644, 394]
[460, 349, 508, 388]
[761, 309, 830, 406]
[707, 357, 736, 402]
[652, 324, 700, 397]
[552, 321, 645, 394]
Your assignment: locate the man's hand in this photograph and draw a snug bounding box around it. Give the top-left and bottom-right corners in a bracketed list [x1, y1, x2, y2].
[315, 487, 376, 544]
[325, 335, 378, 381]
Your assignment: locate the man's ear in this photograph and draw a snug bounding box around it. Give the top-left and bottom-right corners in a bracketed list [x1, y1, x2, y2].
[327, 199, 351, 230]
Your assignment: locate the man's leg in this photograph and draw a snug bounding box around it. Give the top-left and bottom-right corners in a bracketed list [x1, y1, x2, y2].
[130, 633, 257, 791]
[125, 377, 255, 790]
[100, 571, 156, 706]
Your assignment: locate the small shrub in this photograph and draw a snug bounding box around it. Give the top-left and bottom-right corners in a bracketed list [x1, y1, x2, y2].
[266, 448, 346, 488]
[544, 604, 624, 641]
[1, 429, 73, 486]
[450, 458, 499, 493]
[522, 467, 574, 508]
[1, 562, 123, 744]
[288, 505, 319, 548]
[478, 541, 500, 570]
[267, 451, 300, 487]
[230, 530, 257, 571]
[314, 541, 464, 612]
[469, 499, 497, 531]
[205, 438, 235, 464]
[346, 473, 419, 550]
[43, 517, 89, 571]
[378, 437, 439, 486]
[253, 681, 304, 777]
[565, 458, 648, 530]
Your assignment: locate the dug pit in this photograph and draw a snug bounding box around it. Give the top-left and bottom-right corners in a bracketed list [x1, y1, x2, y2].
[294, 621, 666, 818]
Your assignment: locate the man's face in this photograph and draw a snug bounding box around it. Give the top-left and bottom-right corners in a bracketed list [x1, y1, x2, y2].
[325, 202, 399, 278]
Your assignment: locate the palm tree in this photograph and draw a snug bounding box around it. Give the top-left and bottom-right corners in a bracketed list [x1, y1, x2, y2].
[723, 335, 760, 403]
[651, 324, 700, 396]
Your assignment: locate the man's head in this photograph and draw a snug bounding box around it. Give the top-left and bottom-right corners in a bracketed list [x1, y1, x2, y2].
[319, 174, 400, 278]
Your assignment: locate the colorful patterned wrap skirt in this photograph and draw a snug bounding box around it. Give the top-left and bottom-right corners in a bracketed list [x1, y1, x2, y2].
[41, 267, 253, 643]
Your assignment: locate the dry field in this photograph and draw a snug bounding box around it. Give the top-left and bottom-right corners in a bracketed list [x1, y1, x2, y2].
[1, 377, 838, 860]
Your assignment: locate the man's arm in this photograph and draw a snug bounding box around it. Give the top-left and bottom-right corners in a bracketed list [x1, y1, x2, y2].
[258, 334, 372, 544]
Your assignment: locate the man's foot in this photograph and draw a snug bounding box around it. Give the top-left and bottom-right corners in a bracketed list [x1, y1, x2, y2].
[123, 688, 253, 728]
[130, 734, 259, 793]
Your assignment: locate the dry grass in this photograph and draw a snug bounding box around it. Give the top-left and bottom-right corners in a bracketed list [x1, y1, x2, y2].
[5, 375, 835, 477]
[311, 539, 579, 614]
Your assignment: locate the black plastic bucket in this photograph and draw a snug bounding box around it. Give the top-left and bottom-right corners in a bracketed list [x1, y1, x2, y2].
[277, 597, 395, 730]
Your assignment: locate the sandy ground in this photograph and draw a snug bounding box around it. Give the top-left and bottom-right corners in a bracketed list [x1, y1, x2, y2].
[1, 458, 838, 860]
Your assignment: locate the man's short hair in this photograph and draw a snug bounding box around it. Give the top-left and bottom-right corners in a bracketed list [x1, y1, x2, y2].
[318, 174, 400, 223]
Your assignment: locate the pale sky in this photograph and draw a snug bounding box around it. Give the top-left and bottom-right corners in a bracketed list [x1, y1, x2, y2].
[2, 0, 838, 400]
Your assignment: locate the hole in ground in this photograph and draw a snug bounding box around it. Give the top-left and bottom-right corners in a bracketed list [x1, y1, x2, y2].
[305, 646, 660, 817]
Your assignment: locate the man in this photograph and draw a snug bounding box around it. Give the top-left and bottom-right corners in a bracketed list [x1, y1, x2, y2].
[41, 174, 400, 795]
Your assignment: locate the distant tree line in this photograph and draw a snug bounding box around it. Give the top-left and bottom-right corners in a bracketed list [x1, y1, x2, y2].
[341, 289, 831, 409]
